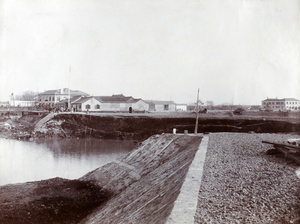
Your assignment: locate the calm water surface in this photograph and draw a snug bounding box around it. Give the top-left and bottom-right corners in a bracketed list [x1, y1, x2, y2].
[0, 138, 137, 186]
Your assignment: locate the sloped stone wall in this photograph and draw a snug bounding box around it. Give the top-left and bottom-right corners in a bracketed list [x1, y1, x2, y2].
[80, 134, 202, 224]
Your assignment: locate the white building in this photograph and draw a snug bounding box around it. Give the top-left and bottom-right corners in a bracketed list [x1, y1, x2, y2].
[11, 100, 36, 107]
[38, 88, 89, 108]
[57, 94, 149, 113]
[95, 95, 149, 112]
[145, 100, 176, 112]
[261, 98, 300, 111]
[175, 104, 187, 111]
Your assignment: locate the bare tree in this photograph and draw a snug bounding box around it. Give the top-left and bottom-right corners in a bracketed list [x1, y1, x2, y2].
[15, 90, 38, 101]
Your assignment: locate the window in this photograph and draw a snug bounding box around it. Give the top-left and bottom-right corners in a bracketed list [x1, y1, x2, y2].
[86, 104, 90, 110]
[164, 104, 169, 110]
[95, 104, 100, 109]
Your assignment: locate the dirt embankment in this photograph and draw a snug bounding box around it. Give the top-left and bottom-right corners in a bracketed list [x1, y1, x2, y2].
[0, 113, 47, 140]
[0, 178, 112, 224]
[40, 113, 300, 140]
[1, 113, 299, 140]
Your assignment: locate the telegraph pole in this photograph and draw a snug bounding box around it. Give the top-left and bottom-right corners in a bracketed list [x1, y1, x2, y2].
[68, 65, 71, 111]
[194, 88, 199, 134]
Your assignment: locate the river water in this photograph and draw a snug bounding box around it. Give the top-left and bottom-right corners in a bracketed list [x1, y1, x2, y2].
[0, 138, 137, 186]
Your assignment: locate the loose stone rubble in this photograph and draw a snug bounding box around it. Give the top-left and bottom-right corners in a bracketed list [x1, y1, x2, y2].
[195, 133, 300, 224]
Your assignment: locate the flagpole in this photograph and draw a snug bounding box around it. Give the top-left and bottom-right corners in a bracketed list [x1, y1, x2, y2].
[194, 88, 199, 134]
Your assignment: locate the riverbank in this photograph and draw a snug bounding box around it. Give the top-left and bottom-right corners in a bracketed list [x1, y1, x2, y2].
[0, 178, 112, 224]
[0, 134, 202, 224]
[1, 133, 299, 223]
[30, 112, 300, 140]
[1, 112, 299, 141]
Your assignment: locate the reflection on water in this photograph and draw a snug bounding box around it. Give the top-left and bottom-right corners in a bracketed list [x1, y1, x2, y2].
[0, 138, 137, 186]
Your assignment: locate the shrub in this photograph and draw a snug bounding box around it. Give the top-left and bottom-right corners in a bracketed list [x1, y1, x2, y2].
[233, 108, 245, 115]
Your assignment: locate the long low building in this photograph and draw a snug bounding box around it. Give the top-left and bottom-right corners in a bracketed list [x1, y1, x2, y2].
[56, 94, 149, 113]
[145, 100, 176, 112]
[261, 98, 300, 111]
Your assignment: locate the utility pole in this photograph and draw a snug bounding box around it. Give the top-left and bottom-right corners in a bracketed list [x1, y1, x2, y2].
[194, 88, 199, 134]
[68, 65, 71, 111]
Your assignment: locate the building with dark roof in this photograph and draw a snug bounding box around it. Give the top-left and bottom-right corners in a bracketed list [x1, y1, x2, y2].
[57, 94, 149, 113]
[261, 98, 300, 111]
[38, 88, 89, 108]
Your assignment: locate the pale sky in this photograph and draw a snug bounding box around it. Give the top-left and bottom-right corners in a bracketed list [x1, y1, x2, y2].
[0, 0, 299, 105]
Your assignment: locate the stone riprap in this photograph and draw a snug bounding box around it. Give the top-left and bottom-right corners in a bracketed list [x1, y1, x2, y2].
[80, 133, 203, 224]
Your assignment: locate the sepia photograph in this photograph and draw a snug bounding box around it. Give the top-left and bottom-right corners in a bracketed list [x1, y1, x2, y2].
[0, 0, 299, 223]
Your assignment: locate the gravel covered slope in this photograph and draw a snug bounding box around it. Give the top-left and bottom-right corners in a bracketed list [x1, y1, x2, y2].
[195, 133, 300, 224]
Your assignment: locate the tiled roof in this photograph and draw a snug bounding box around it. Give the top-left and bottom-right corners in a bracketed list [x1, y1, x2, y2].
[95, 94, 135, 103]
[262, 98, 299, 102]
[132, 98, 143, 103]
[262, 98, 284, 102]
[56, 94, 143, 105]
[284, 98, 299, 101]
[73, 97, 101, 104]
[39, 88, 89, 96]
